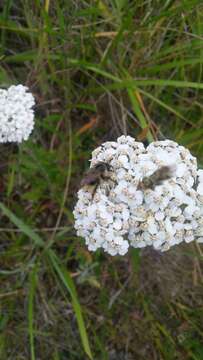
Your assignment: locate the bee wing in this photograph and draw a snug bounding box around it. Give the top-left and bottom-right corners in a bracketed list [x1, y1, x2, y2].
[138, 164, 176, 190]
[80, 169, 97, 186]
[157, 165, 176, 181]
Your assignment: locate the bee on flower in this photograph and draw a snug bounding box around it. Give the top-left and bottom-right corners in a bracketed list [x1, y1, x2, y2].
[74, 136, 203, 256]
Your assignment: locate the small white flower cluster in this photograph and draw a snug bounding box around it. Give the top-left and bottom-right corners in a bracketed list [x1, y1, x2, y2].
[0, 85, 35, 143]
[74, 136, 203, 256]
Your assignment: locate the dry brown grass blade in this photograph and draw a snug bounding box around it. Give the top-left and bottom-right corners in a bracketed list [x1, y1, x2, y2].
[76, 115, 98, 135]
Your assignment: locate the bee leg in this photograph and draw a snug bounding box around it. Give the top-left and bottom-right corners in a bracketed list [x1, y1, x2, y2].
[110, 178, 117, 185]
[101, 175, 117, 185]
[91, 183, 99, 200]
[101, 175, 117, 196]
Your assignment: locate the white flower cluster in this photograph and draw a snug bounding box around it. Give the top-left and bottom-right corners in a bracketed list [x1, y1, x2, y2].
[0, 85, 35, 143]
[74, 136, 203, 256]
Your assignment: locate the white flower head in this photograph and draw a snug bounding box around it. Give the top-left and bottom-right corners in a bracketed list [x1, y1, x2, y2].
[0, 85, 35, 143]
[74, 136, 203, 256]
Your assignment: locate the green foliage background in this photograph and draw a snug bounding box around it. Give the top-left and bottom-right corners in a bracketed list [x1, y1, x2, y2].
[1, 1, 203, 359]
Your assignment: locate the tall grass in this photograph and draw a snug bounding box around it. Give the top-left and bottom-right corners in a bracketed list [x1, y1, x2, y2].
[0, 1, 203, 359]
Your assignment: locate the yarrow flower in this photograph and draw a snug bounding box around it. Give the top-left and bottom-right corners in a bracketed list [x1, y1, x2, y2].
[0, 85, 35, 143]
[73, 136, 203, 256]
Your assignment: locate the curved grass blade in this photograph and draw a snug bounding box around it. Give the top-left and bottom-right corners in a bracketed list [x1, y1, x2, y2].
[0, 202, 44, 247]
[68, 59, 203, 90]
[99, 78, 203, 90]
[28, 264, 38, 360]
[0, 202, 92, 359]
[122, 69, 154, 142]
[145, 58, 203, 74]
[137, 89, 188, 122]
[48, 250, 93, 360]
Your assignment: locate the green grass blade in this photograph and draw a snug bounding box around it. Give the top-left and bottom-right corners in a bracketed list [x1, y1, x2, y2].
[127, 86, 154, 142]
[1, 0, 13, 51]
[48, 250, 93, 360]
[28, 264, 38, 360]
[99, 78, 203, 91]
[138, 89, 187, 121]
[0, 202, 92, 358]
[4, 50, 60, 63]
[130, 248, 141, 273]
[140, 58, 203, 75]
[0, 202, 44, 247]
[68, 60, 203, 90]
[68, 58, 120, 82]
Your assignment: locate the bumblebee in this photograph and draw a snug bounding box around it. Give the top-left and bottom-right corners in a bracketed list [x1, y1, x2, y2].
[81, 161, 114, 198]
[138, 165, 174, 190]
